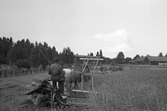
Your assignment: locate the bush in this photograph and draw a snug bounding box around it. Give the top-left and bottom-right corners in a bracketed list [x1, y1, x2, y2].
[15, 59, 31, 69]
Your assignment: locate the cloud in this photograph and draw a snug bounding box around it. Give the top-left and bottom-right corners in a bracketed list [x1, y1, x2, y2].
[94, 29, 133, 54]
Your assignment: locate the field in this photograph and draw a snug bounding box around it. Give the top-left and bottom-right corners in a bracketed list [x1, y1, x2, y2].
[1, 66, 167, 111]
[0, 72, 49, 111]
[88, 69, 167, 111]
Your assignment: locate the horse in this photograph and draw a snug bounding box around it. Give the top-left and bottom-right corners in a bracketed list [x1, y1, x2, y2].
[63, 67, 91, 90]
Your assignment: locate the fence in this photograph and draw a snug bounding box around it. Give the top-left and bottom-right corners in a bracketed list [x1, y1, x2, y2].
[0, 65, 45, 78]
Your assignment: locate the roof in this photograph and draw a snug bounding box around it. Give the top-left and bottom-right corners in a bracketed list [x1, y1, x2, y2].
[75, 55, 103, 60]
[147, 56, 167, 62]
[134, 57, 145, 62]
[134, 56, 167, 62]
[75, 55, 100, 58]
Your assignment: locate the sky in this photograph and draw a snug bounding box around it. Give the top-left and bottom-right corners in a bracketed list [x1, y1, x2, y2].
[0, 0, 167, 58]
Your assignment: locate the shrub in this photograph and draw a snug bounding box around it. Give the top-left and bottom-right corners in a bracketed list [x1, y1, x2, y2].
[15, 59, 31, 69]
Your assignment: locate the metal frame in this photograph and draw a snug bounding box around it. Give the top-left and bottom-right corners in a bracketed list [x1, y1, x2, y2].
[72, 55, 103, 93]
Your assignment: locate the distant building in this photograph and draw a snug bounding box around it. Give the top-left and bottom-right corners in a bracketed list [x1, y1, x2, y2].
[145, 56, 167, 65]
[134, 57, 145, 64]
[134, 56, 167, 65]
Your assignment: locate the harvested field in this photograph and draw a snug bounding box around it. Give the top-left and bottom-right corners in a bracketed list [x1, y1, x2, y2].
[0, 72, 49, 111]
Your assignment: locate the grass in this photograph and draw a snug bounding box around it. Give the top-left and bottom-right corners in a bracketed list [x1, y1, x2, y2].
[87, 69, 167, 111]
[1, 68, 167, 111]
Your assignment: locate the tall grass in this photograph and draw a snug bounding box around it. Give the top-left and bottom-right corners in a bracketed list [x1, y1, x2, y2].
[88, 69, 167, 111]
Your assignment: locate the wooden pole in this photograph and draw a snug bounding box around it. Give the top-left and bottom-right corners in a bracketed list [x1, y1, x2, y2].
[81, 60, 89, 90]
[92, 60, 99, 91]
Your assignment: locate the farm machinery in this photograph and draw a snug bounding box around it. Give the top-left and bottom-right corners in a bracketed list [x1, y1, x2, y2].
[25, 78, 68, 109]
[25, 55, 103, 110]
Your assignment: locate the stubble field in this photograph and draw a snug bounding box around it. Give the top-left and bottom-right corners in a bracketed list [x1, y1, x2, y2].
[1, 67, 167, 111]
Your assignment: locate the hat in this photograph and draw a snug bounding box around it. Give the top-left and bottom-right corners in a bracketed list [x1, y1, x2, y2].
[53, 57, 59, 62]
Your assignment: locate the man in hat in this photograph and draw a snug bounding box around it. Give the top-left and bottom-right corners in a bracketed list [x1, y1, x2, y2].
[48, 57, 65, 94]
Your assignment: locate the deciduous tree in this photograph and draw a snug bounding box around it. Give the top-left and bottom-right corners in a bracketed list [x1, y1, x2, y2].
[133, 54, 140, 60]
[116, 51, 125, 64]
[158, 52, 163, 57]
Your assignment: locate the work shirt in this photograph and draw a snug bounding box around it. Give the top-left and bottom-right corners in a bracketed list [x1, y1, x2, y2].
[48, 62, 65, 81]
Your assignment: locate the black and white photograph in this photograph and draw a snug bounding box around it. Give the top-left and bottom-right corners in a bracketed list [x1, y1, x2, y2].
[0, 0, 167, 111]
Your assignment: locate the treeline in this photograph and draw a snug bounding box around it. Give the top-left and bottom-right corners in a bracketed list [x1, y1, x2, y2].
[0, 37, 138, 70]
[103, 51, 132, 65]
[0, 37, 75, 70]
[88, 51, 132, 65]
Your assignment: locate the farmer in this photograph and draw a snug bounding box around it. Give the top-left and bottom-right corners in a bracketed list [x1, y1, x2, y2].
[48, 57, 65, 95]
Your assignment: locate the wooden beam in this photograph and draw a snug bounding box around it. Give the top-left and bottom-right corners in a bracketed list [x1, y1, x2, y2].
[72, 89, 98, 94]
[80, 58, 103, 61]
[75, 55, 103, 61]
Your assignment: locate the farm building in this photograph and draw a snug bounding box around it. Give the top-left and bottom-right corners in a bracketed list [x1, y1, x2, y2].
[134, 56, 145, 64]
[145, 56, 167, 65]
[134, 56, 167, 65]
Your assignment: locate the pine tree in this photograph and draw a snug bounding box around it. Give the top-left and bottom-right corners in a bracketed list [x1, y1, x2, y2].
[100, 49, 103, 57]
[96, 51, 99, 56]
